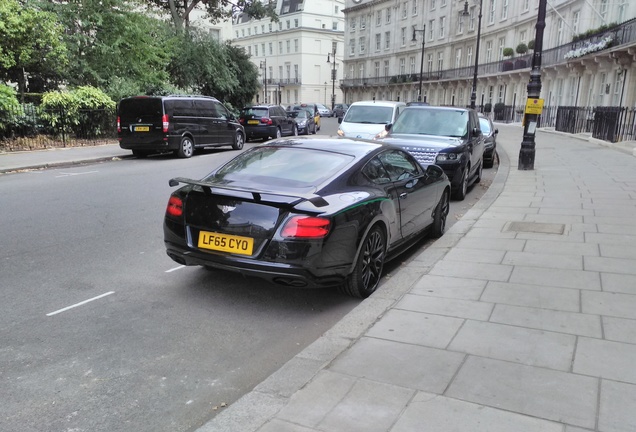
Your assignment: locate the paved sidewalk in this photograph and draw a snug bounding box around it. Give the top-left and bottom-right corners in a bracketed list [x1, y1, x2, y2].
[196, 125, 636, 432]
[0, 143, 130, 173]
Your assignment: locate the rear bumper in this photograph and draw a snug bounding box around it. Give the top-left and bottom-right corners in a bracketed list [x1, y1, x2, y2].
[244, 126, 277, 139]
[119, 135, 179, 151]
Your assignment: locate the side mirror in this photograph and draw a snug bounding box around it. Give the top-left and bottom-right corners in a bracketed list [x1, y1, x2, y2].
[472, 127, 482, 137]
[494, 128, 499, 135]
[385, 124, 393, 131]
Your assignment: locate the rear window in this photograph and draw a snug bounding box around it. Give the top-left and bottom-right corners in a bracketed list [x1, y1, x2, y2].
[211, 147, 354, 189]
[118, 98, 162, 123]
[343, 105, 394, 124]
[241, 107, 269, 118]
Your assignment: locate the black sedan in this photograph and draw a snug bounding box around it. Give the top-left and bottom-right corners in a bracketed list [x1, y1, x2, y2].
[164, 137, 450, 298]
[479, 114, 498, 168]
[287, 110, 316, 135]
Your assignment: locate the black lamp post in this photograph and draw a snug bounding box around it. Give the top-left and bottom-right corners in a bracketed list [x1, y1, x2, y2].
[412, 25, 426, 102]
[518, 0, 547, 170]
[327, 45, 338, 111]
[463, 0, 483, 110]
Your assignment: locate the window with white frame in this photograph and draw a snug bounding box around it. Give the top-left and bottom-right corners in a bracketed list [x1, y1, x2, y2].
[498, 37, 505, 60]
[599, 0, 608, 21]
[286, 40, 290, 53]
[488, 0, 496, 24]
[248, 46, 251, 55]
[400, 58, 406, 75]
[269, 23, 272, 32]
[555, 78, 563, 105]
[439, 16, 446, 38]
[431, 0, 436, 10]
[349, 64, 355, 79]
[613, 71, 623, 105]
[385, 31, 391, 49]
[467, 46, 473, 66]
[359, 64, 365, 80]
[349, 39, 355, 55]
[441, 0, 446, 6]
[261, 43, 265, 54]
[485, 40, 493, 62]
[294, 19, 299, 28]
[384, 60, 390, 77]
[572, 11, 580, 34]
[278, 41, 282, 54]
[294, 89, 298, 102]
[427, 53, 433, 72]
[350, 17, 356, 31]
[455, 48, 462, 68]
[279, 66, 283, 80]
[556, 19, 564, 45]
[361, 15, 366, 29]
[376, 10, 382, 26]
[618, 0, 627, 22]
[410, 56, 416, 73]
[386, 7, 391, 23]
[469, 6, 476, 30]
[523, 0, 529, 12]
[294, 39, 299, 52]
[437, 52, 443, 71]
[501, 0, 508, 20]
[375, 61, 380, 78]
[520, 30, 527, 43]
[375, 33, 381, 51]
[568, 77, 577, 105]
[255, 45, 258, 56]
[401, 27, 406, 46]
[333, 22, 338, 30]
[359, 37, 366, 53]
[286, 20, 290, 29]
[413, 0, 418, 15]
[457, 12, 464, 34]
[402, 2, 408, 19]
[498, 84, 504, 103]
[428, 20, 434, 41]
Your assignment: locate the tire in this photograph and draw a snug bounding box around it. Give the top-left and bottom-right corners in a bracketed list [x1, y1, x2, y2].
[339, 225, 386, 299]
[431, 191, 450, 238]
[452, 165, 469, 201]
[292, 125, 298, 136]
[475, 160, 483, 184]
[275, 128, 282, 139]
[484, 150, 496, 168]
[232, 131, 244, 150]
[176, 136, 194, 158]
[303, 125, 309, 135]
[311, 123, 316, 134]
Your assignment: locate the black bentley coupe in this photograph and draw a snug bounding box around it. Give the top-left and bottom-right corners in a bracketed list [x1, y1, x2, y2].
[164, 137, 450, 298]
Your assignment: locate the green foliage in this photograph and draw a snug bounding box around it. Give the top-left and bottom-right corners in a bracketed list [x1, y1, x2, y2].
[528, 39, 535, 50]
[0, 84, 21, 136]
[483, 103, 492, 113]
[40, 86, 116, 138]
[222, 43, 260, 109]
[571, 22, 619, 43]
[515, 43, 528, 54]
[503, 47, 514, 57]
[0, 0, 68, 95]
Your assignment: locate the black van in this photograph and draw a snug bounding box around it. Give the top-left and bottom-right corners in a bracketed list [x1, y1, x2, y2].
[117, 95, 245, 158]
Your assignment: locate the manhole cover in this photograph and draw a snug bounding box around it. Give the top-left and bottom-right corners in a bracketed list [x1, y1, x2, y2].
[505, 221, 565, 234]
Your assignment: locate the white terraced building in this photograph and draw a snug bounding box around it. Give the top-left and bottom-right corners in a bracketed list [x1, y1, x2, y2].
[340, 0, 636, 112]
[231, 0, 346, 108]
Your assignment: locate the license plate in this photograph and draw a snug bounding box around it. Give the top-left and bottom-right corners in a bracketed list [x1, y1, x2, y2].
[198, 231, 254, 255]
[134, 126, 150, 132]
[247, 120, 260, 125]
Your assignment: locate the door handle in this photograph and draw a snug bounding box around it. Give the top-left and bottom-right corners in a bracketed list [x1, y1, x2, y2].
[399, 193, 408, 199]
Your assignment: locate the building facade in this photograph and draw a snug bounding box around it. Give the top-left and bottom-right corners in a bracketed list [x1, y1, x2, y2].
[340, 0, 636, 110]
[232, 0, 345, 107]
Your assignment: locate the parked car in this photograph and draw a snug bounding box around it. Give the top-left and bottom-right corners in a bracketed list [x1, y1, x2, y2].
[164, 137, 450, 298]
[239, 104, 297, 141]
[376, 105, 484, 201]
[332, 103, 349, 118]
[337, 100, 406, 140]
[479, 114, 498, 168]
[292, 103, 321, 131]
[117, 95, 245, 158]
[287, 109, 316, 135]
[316, 103, 333, 117]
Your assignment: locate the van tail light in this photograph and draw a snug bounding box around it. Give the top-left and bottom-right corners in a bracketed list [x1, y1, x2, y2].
[261, 117, 273, 125]
[166, 195, 183, 217]
[281, 216, 331, 239]
[117, 116, 121, 133]
[239, 118, 245, 124]
[162, 114, 169, 133]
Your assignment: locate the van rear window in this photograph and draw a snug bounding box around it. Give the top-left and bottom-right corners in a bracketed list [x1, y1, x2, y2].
[118, 98, 162, 122]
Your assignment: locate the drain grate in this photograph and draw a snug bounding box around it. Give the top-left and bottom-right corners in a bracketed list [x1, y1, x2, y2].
[505, 221, 565, 234]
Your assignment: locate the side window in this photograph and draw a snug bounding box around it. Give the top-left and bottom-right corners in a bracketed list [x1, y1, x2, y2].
[214, 102, 228, 120]
[362, 157, 391, 184]
[195, 100, 216, 117]
[172, 100, 196, 117]
[378, 150, 422, 181]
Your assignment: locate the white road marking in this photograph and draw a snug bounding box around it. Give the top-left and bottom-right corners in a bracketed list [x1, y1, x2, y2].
[46, 291, 115, 316]
[55, 170, 99, 178]
[165, 265, 185, 273]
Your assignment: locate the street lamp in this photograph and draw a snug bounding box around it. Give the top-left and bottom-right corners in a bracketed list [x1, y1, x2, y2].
[327, 45, 338, 111]
[463, 0, 483, 110]
[518, 0, 548, 170]
[260, 60, 268, 104]
[412, 25, 426, 102]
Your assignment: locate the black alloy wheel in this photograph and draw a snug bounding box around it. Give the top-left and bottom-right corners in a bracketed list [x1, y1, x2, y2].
[453, 165, 469, 201]
[232, 131, 245, 150]
[340, 226, 386, 298]
[431, 191, 450, 238]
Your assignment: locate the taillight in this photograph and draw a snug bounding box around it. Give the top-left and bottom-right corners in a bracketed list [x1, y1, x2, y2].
[261, 117, 273, 125]
[117, 116, 121, 133]
[281, 216, 331, 238]
[162, 114, 169, 133]
[166, 196, 183, 217]
[239, 118, 245, 124]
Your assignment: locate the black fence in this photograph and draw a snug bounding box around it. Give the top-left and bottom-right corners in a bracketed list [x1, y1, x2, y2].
[0, 105, 117, 150]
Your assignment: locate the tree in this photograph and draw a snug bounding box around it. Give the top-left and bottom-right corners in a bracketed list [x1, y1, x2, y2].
[147, 0, 278, 32]
[222, 43, 260, 110]
[0, 0, 68, 98]
[35, 0, 175, 98]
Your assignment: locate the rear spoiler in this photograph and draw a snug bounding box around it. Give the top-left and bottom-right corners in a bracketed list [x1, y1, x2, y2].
[168, 177, 329, 208]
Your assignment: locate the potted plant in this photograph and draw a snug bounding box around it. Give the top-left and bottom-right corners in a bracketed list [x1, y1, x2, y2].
[528, 39, 535, 50]
[515, 43, 528, 68]
[494, 102, 506, 120]
[483, 102, 492, 114]
[502, 47, 514, 71]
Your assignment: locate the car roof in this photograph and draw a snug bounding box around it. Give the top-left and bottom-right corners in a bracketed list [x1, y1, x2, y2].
[256, 137, 400, 159]
[349, 100, 406, 108]
[402, 105, 472, 113]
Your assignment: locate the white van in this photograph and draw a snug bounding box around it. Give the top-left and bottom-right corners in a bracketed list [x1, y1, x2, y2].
[337, 100, 406, 140]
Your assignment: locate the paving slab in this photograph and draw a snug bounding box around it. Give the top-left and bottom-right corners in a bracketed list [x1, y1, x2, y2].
[598, 380, 636, 432]
[573, 337, 636, 384]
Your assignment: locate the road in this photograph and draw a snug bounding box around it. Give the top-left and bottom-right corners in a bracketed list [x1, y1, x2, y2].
[0, 117, 498, 432]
